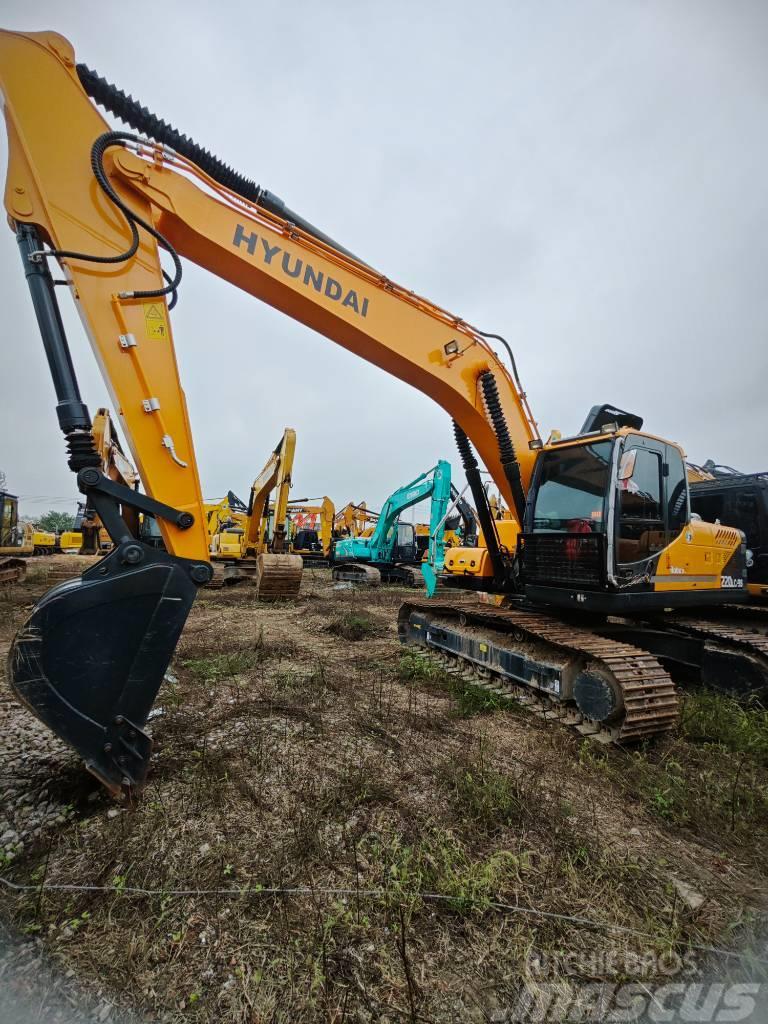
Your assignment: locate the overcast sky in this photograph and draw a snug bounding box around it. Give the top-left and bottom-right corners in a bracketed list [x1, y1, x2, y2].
[1, 0, 767, 520]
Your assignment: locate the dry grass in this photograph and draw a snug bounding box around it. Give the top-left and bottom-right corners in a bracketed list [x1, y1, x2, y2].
[0, 570, 766, 1021]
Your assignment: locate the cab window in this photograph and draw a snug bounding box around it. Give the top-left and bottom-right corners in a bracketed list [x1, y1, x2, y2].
[531, 440, 612, 533]
[617, 447, 664, 563]
[666, 446, 688, 536]
[397, 523, 415, 547]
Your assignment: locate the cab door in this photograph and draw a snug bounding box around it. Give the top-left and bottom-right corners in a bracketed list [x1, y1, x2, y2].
[615, 435, 667, 569]
[394, 522, 418, 562]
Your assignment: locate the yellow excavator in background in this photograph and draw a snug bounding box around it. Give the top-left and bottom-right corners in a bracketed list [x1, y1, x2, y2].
[1, 30, 764, 793]
[334, 502, 376, 539]
[0, 491, 56, 582]
[288, 497, 335, 564]
[207, 429, 303, 595]
[78, 406, 137, 554]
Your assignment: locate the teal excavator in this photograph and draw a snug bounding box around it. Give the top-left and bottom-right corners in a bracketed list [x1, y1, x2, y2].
[331, 462, 452, 586]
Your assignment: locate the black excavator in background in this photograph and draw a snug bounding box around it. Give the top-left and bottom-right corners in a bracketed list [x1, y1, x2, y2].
[688, 460, 768, 601]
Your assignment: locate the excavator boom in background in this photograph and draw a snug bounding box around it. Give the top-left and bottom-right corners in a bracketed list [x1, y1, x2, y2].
[1, 29, 765, 793]
[334, 502, 376, 539]
[288, 497, 335, 564]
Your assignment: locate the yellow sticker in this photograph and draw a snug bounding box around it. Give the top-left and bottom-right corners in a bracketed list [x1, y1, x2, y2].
[143, 302, 168, 340]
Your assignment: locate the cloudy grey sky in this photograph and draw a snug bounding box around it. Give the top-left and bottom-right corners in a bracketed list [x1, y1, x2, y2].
[1, 0, 767, 519]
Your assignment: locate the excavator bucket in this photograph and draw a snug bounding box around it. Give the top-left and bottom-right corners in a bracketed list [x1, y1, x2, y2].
[421, 562, 439, 597]
[0, 557, 27, 586]
[7, 546, 198, 794]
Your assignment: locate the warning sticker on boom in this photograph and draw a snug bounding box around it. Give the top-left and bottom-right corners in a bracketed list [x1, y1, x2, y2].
[143, 303, 168, 340]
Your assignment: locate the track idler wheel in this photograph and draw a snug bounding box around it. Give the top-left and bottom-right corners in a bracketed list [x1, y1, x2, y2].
[573, 665, 624, 725]
[7, 544, 211, 794]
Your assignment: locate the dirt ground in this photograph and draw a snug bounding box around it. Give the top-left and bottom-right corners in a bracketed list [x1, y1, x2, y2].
[1, 556, 767, 1023]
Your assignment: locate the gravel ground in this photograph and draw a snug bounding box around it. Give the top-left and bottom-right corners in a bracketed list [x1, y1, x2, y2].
[0, 923, 145, 1024]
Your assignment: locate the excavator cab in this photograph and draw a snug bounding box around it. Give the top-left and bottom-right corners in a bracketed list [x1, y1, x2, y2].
[517, 427, 748, 612]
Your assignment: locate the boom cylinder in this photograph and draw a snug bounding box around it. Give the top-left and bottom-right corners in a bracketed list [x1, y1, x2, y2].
[16, 225, 101, 473]
[453, 421, 506, 587]
[16, 225, 91, 433]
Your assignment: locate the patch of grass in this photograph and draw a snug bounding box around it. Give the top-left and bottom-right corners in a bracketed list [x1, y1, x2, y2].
[681, 691, 768, 764]
[449, 762, 531, 833]
[327, 611, 380, 641]
[364, 827, 521, 914]
[397, 651, 448, 683]
[579, 731, 768, 857]
[398, 652, 514, 718]
[180, 649, 261, 683]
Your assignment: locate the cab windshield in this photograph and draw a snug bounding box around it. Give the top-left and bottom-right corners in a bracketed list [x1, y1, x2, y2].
[532, 440, 613, 532]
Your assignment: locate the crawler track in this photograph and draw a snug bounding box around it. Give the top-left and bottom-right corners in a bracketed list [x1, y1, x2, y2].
[657, 615, 768, 695]
[332, 564, 381, 585]
[0, 557, 26, 585]
[399, 599, 680, 744]
[676, 604, 768, 636]
[332, 563, 425, 587]
[204, 563, 227, 589]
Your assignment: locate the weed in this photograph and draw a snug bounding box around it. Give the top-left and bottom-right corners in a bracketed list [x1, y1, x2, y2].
[681, 691, 768, 763]
[365, 827, 520, 914]
[398, 652, 515, 717]
[181, 649, 261, 684]
[327, 611, 380, 641]
[449, 763, 531, 832]
[397, 652, 447, 683]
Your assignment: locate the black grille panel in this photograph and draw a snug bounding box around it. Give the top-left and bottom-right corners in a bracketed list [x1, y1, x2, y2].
[518, 532, 606, 588]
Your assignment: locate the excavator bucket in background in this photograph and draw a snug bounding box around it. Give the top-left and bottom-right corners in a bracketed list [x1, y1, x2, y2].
[0, 557, 27, 585]
[253, 553, 304, 598]
[7, 545, 199, 794]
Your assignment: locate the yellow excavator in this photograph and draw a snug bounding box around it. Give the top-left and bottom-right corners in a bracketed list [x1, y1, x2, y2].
[207, 429, 303, 595]
[1, 29, 765, 793]
[334, 502, 375, 539]
[0, 492, 56, 583]
[288, 497, 335, 564]
[78, 406, 137, 554]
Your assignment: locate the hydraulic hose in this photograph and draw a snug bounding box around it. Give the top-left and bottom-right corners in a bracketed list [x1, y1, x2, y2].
[36, 131, 181, 306]
[480, 371, 526, 525]
[453, 421, 506, 586]
[76, 64, 366, 265]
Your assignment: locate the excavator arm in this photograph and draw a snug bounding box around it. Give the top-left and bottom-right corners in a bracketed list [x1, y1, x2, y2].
[242, 429, 296, 556]
[334, 502, 375, 537]
[334, 463, 451, 565]
[0, 29, 539, 791]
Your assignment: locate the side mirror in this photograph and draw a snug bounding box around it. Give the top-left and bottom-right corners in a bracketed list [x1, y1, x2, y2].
[618, 449, 637, 481]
